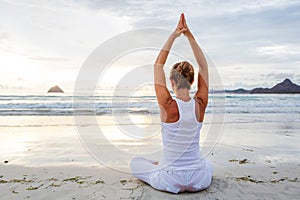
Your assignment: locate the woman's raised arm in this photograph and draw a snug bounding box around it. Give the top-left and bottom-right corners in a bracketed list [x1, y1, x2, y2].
[182, 14, 209, 108]
[154, 15, 186, 107]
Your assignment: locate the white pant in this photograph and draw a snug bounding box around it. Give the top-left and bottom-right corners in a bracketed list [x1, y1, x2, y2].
[130, 157, 213, 194]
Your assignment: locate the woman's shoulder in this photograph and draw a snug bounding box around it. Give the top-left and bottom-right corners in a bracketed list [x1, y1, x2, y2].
[165, 98, 179, 123]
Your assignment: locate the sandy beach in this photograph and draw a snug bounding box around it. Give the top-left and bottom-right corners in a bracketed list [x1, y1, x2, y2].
[0, 114, 299, 199]
[1, 0, 300, 198]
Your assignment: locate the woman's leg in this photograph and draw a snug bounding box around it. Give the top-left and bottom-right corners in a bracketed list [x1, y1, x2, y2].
[186, 159, 213, 192]
[130, 157, 159, 184]
[201, 159, 213, 189]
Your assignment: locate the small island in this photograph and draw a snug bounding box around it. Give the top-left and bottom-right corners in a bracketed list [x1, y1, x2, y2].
[225, 79, 300, 94]
[47, 85, 64, 93]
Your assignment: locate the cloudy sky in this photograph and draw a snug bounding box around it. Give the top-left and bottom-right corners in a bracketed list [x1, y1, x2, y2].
[0, 0, 300, 93]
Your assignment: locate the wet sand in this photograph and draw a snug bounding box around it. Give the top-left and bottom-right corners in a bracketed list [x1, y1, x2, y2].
[0, 115, 299, 199]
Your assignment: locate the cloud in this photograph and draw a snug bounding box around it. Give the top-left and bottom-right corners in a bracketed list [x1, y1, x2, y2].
[261, 72, 295, 80]
[81, 0, 300, 18]
[81, 0, 177, 17]
[90, 1, 300, 69]
[0, 84, 23, 90]
[294, 74, 300, 84]
[2, 0, 82, 13]
[0, 32, 9, 41]
[258, 72, 300, 88]
[28, 56, 69, 62]
[0, 84, 8, 89]
[1, 0, 300, 91]
[257, 45, 299, 56]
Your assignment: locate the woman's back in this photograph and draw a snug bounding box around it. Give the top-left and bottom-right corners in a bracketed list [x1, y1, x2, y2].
[159, 97, 204, 170]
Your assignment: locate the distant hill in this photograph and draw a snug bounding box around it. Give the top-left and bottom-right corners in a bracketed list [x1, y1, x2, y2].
[48, 85, 64, 93]
[251, 79, 300, 94]
[225, 88, 251, 94]
[223, 79, 300, 94]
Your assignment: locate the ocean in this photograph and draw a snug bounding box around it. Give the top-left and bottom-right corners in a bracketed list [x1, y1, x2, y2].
[0, 93, 299, 117]
[1, 93, 299, 168]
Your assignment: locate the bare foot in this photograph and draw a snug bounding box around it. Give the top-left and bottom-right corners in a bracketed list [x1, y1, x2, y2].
[153, 161, 159, 165]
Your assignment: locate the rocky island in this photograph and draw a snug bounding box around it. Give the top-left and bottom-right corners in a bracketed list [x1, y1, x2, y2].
[47, 85, 64, 93]
[225, 79, 300, 94]
[251, 79, 300, 94]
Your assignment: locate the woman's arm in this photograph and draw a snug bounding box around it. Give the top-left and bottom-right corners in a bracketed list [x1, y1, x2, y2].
[154, 34, 176, 106]
[188, 36, 209, 107]
[154, 15, 186, 110]
[182, 14, 209, 108]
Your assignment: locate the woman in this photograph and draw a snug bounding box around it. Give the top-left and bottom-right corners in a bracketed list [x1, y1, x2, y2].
[130, 13, 212, 193]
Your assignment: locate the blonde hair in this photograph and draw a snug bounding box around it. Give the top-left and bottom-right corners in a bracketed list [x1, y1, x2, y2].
[170, 61, 194, 90]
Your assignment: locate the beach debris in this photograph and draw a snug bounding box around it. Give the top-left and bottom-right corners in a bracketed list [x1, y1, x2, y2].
[265, 160, 272, 163]
[235, 176, 264, 183]
[44, 178, 61, 189]
[47, 183, 61, 188]
[229, 158, 253, 164]
[12, 190, 19, 194]
[238, 159, 250, 164]
[270, 178, 286, 183]
[9, 179, 33, 183]
[122, 182, 139, 190]
[48, 178, 58, 181]
[234, 176, 299, 184]
[26, 186, 38, 190]
[26, 184, 44, 190]
[270, 177, 298, 183]
[0, 179, 8, 184]
[63, 176, 91, 183]
[242, 148, 254, 152]
[62, 176, 104, 186]
[91, 179, 105, 184]
[272, 171, 278, 174]
[288, 177, 298, 182]
[120, 179, 128, 185]
[4, 160, 8, 164]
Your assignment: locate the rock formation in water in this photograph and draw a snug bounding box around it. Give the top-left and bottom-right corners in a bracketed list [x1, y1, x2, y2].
[251, 79, 300, 94]
[47, 85, 64, 93]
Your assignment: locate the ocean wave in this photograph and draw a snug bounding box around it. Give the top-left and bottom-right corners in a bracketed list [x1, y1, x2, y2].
[0, 94, 299, 116]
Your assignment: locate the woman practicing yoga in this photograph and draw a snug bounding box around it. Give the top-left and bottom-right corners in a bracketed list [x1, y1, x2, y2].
[130, 13, 212, 193]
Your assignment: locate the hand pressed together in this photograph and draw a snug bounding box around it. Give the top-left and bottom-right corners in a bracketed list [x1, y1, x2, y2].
[173, 13, 193, 39]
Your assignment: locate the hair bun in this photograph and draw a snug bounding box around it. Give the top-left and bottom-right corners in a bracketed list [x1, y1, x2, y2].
[170, 61, 194, 89]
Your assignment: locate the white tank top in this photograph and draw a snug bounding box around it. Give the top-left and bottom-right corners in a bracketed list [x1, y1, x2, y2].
[159, 97, 205, 170]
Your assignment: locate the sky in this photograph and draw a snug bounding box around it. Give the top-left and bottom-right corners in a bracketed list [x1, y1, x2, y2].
[0, 0, 300, 93]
